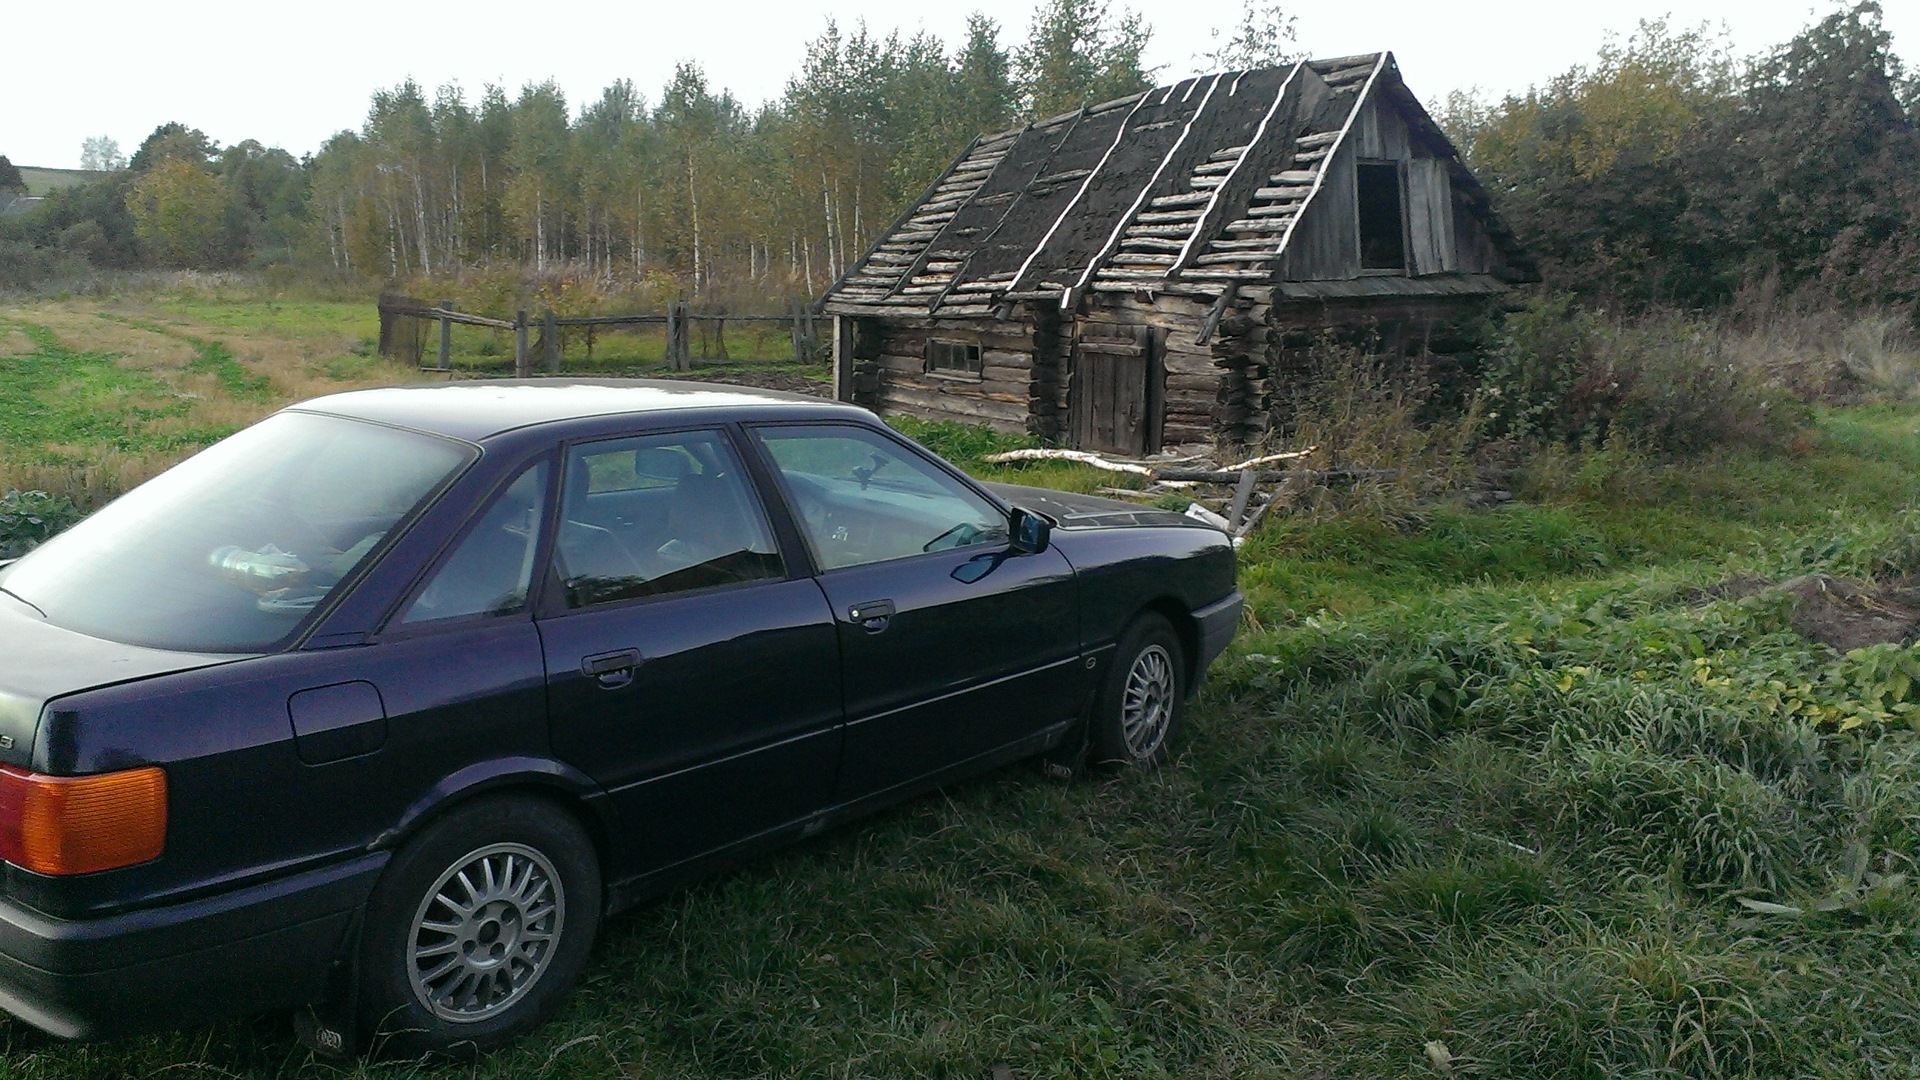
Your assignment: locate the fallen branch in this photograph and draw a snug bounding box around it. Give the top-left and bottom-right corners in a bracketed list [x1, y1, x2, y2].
[1153, 467, 1403, 484]
[981, 448, 1152, 475]
[1223, 447, 1317, 471]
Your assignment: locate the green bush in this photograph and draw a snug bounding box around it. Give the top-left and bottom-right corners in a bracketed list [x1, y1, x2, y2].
[0, 489, 81, 559]
[1483, 295, 1810, 454]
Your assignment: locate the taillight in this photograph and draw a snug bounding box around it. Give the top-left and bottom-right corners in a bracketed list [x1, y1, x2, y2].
[0, 765, 167, 875]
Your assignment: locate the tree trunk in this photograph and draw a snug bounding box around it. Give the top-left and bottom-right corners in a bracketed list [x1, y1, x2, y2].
[687, 152, 703, 295]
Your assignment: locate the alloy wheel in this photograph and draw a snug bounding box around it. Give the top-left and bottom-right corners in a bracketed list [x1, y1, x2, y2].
[1121, 644, 1175, 759]
[407, 842, 565, 1023]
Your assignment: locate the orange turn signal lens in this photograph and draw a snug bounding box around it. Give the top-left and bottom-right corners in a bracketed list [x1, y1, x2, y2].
[0, 765, 167, 875]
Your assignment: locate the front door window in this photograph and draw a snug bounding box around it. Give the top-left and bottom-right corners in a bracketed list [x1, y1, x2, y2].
[753, 425, 1008, 571]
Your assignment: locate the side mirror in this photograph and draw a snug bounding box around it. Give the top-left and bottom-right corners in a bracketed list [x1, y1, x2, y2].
[1009, 507, 1052, 555]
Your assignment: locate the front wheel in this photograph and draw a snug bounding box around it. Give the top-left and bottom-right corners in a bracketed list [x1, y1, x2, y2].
[357, 797, 601, 1058]
[1091, 614, 1186, 770]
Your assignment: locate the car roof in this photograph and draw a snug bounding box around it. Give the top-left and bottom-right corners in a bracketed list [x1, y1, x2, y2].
[290, 378, 866, 442]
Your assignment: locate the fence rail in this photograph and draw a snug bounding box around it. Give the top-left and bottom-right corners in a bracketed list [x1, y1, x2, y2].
[377, 294, 821, 376]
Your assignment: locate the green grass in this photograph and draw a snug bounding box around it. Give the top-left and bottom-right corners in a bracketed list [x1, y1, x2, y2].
[0, 320, 226, 458]
[153, 298, 378, 341]
[9, 298, 1920, 1075]
[396, 319, 815, 375]
[15, 166, 97, 196]
[98, 315, 275, 400]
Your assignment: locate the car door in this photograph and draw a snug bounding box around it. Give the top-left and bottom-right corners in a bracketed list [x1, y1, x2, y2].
[537, 427, 843, 875]
[749, 423, 1082, 802]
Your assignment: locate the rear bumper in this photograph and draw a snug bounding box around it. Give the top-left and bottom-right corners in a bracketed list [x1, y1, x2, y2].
[0, 853, 386, 1039]
[1193, 590, 1244, 672]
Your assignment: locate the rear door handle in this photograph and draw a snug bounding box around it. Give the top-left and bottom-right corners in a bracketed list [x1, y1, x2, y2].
[847, 599, 895, 634]
[581, 648, 642, 688]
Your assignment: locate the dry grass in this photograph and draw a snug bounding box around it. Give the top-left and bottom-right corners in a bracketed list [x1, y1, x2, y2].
[1721, 293, 1920, 402]
[1261, 346, 1486, 520]
[0, 298, 414, 506]
[23, 305, 198, 369]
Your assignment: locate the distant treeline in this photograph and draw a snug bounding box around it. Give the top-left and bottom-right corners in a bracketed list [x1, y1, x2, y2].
[2, 1, 1916, 317]
[1440, 2, 1920, 311]
[0, 0, 1241, 298]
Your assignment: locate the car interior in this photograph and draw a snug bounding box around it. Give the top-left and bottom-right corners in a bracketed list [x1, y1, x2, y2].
[554, 441, 782, 607]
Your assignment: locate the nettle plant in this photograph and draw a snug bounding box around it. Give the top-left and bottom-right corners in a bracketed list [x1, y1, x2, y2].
[0, 490, 81, 560]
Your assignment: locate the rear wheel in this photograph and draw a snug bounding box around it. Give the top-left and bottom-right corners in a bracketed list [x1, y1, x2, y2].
[357, 797, 600, 1058]
[1091, 614, 1186, 770]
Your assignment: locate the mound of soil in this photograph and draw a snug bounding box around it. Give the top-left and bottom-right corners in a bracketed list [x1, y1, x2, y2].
[1775, 574, 1920, 651]
[1688, 573, 1920, 651]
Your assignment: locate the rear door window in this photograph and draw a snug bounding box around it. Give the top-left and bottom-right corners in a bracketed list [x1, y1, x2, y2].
[552, 430, 783, 609]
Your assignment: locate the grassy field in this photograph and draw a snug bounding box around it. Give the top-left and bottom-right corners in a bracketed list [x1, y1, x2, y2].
[5, 296, 1920, 1076]
[0, 295, 826, 506]
[14, 167, 97, 197]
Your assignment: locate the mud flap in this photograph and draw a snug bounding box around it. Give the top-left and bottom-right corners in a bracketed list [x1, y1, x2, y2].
[294, 914, 364, 1058]
[1038, 714, 1089, 781]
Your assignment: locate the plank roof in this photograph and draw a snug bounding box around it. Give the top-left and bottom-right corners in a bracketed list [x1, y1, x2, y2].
[821, 53, 1531, 317]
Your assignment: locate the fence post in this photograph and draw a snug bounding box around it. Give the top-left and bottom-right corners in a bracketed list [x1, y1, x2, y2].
[668, 299, 683, 372]
[790, 302, 804, 363]
[677, 304, 693, 370]
[542, 309, 560, 374]
[436, 300, 453, 370]
[667, 303, 690, 372]
[514, 310, 530, 378]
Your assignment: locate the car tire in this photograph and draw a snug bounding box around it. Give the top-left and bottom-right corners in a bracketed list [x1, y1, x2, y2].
[1090, 614, 1186, 770]
[357, 796, 601, 1059]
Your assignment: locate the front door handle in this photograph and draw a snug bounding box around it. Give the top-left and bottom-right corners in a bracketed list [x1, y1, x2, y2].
[581, 648, 642, 688]
[847, 599, 895, 634]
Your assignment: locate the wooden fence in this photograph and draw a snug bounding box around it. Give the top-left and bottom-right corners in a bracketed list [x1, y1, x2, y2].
[377, 294, 821, 376]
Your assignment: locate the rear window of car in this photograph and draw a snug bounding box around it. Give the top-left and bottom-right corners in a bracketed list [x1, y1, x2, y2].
[0, 411, 473, 653]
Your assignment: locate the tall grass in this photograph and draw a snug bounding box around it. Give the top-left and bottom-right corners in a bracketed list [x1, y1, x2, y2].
[8, 292, 1920, 1076]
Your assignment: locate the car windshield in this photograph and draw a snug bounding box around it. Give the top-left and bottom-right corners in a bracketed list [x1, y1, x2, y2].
[0, 411, 473, 653]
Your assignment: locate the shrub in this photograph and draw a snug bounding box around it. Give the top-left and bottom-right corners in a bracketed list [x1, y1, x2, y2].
[0, 489, 82, 559]
[1264, 342, 1485, 520]
[1483, 295, 1809, 454]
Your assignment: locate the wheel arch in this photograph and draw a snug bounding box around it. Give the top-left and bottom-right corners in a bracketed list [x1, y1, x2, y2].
[1139, 597, 1202, 696]
[372, 757, 618, 900]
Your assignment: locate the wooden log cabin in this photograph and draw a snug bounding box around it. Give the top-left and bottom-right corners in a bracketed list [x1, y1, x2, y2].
[820, 53, 1535, 453]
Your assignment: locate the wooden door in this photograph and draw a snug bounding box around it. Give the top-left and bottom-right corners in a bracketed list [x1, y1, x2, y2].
[1070, 323, 1160, 455]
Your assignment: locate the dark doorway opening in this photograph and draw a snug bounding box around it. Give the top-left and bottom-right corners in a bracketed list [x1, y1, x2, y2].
[1357, 161, 1407, 271]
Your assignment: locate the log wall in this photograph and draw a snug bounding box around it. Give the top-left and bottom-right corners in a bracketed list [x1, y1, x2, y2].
[869, 318, 1037, 434]
[1261, 291, 1499, 437]
[1084, 293, 1268, 448]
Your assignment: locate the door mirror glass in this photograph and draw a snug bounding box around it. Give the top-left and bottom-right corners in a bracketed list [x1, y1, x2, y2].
[1009, 507, 1051, 555]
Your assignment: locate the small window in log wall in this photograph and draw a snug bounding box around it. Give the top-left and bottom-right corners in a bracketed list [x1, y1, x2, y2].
[926, 339, 983, 377]
[1356, 161, 1408, 272]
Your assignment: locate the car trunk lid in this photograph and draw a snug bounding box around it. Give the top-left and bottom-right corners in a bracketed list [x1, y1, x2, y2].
[0, 589, 239, 772]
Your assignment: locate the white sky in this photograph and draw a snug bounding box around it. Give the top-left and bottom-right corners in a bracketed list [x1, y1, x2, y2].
[9, 0, 1914, 169]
